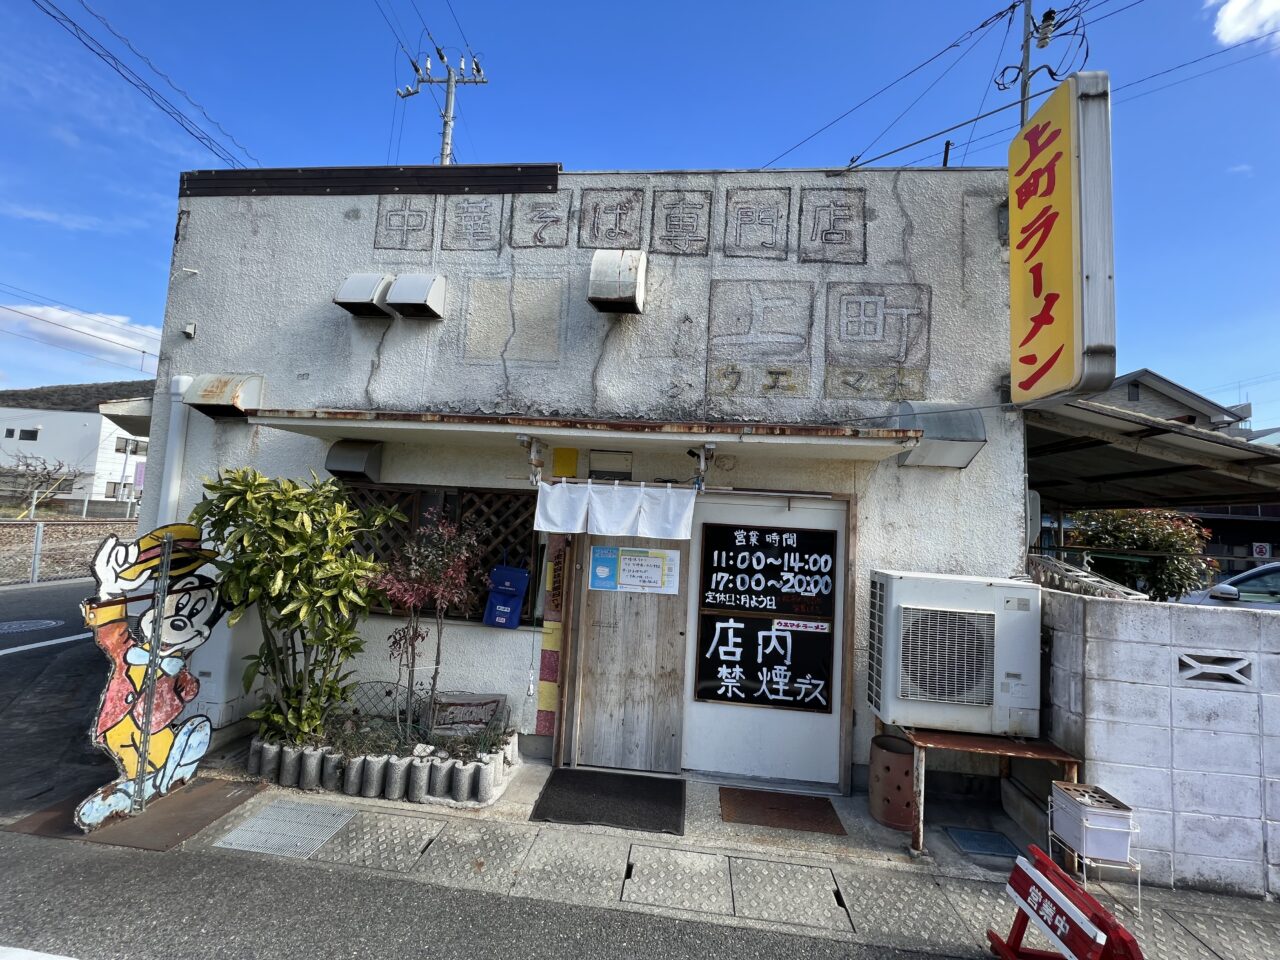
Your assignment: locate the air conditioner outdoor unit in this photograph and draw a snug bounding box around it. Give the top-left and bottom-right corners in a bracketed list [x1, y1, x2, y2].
[867, 569, 1041, 737]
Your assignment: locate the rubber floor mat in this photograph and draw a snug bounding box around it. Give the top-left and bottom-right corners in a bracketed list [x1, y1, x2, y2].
[531, 768, 685, 835]
[718, 786, 846, 836]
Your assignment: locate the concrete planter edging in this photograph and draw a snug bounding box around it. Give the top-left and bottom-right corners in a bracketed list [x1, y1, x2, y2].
[249, 734, 521, 807]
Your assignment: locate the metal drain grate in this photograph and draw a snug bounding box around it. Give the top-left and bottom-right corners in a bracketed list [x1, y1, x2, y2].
[943, 826, 1020, 858]
[214, 800, 355, 859]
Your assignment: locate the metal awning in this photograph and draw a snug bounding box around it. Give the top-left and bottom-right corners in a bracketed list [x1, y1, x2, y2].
[245, 408, 922, 462]
[1027, 400, 1280, 508]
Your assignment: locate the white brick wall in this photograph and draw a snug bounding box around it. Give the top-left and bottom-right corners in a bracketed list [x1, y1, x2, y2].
[1045, 589, 1280, 896]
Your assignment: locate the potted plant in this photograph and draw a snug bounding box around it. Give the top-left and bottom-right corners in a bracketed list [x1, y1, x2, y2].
[191, 468, 399, 749]
[371, 507, 488, 740]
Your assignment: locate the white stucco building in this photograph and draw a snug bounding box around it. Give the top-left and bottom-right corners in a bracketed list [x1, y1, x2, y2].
[0, 380, 152, 508]
[138, 162, 1027, 794]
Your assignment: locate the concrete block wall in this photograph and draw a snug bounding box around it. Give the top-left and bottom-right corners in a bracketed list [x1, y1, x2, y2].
[1044, 588, 1280, 897]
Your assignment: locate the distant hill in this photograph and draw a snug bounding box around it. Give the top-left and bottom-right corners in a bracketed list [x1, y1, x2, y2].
[0, 379, 155, 413]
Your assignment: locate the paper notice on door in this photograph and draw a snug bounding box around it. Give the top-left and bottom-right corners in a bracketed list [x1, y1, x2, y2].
[589, 546, 681, 595]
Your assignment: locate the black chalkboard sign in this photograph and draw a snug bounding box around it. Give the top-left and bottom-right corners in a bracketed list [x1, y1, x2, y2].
[698, 523, 838, 619]
[694, 523, 837, 713]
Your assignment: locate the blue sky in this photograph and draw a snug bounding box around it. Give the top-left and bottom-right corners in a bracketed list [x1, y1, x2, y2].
[1, 0, 1277, 424]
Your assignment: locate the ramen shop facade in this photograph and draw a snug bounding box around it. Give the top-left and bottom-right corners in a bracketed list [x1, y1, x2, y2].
[141, 162, 1028, 793]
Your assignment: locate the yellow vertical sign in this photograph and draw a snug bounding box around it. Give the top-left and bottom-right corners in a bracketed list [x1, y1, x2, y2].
[1009, 79, 1079, 405]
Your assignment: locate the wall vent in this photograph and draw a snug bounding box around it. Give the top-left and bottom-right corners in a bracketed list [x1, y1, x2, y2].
[1177, 653, 1252, 687]
[899, 606, 995, 706]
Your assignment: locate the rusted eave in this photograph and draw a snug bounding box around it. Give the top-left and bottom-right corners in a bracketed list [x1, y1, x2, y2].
[244, 408, 922, 441]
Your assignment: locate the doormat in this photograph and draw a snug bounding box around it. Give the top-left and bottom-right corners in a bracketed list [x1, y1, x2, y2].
[5, 778, 264, 851]
[943, 826, 1020, 858]
[530, 768, 685, 835]
[718, 787, 847, 836]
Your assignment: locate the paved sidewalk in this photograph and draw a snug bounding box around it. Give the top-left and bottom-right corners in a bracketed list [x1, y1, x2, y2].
[183, 763, 1279, 959]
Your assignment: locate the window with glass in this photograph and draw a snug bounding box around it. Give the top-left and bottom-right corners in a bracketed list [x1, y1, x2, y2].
[1237, 570, 1280, 603]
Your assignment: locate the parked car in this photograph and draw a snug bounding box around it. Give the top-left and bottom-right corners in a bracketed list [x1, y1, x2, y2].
[1179, 562, 1280, 608]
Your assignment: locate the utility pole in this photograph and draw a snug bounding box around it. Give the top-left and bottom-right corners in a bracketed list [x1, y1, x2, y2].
[396, 50, 487, 165]
[1019, 0, 1034, 127]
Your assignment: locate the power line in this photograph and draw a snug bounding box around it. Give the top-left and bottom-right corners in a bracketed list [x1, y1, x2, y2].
[0, 324, 156, 373]
[1116, 46, 1273, 105]
[0, 304, 159, 359]
[73, 0, 259, 166]
[1082, 0, 1150, 27]
[408, 0, 448, 59]
[0, 280, 161, 341]
[383, 0, 415, 53]
[405, 2, 472, 162]
[386, 42, 401, 164]
[848, 89, 1053, 168]
[932, 42, 1274, 166]
[28, 0, 243, 168]
[857, 27, 1280, 168]
[371, 0, 413, 55]
[760, 1, 1019, 168]
[853, 9, 1011, 164]
[1207, 371, 1280, 393]
[443, 0, 475, 55]
[1114, 27, 1279, 92]
[961, 9, 1015, 163]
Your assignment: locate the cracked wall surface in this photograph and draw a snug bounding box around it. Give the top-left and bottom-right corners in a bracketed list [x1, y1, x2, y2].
[153, 169, 1009, 426]
[143, 167, 1024, 758]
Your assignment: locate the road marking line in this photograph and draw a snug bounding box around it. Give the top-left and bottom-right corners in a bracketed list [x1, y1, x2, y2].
[0, 632, 93, 657]
[0, 949, 82, 959]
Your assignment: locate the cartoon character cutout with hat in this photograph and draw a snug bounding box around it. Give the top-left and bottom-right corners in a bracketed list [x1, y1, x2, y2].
[75, 522, 226, 831]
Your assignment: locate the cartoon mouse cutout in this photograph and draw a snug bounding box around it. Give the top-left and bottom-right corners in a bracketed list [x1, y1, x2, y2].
[75, 523, 225, 831]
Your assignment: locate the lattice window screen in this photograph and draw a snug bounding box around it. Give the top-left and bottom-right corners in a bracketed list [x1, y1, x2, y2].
[343, 482, 539, 624]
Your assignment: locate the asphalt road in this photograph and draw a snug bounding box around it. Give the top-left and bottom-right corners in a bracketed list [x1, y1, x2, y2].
[0, 831, 963, 960]
[0, 579, 94, 653]
[0, 581, 112, 821]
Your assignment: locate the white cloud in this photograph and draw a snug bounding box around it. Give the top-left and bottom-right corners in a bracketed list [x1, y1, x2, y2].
[1207, 0, 1280, 45]
[48, 125, 80, 149]
[1227, 162, 1254, 174]
[0, 202, 146, 234]
[0, 304, 160, 372]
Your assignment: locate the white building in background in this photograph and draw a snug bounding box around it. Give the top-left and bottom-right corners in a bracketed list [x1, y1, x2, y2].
[0, 380, 154, 507]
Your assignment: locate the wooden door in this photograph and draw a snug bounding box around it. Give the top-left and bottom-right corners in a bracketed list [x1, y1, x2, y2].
[575, 537, 687, 773]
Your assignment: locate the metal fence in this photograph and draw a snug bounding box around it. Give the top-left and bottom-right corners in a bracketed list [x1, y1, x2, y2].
[0, 520, 137, 586]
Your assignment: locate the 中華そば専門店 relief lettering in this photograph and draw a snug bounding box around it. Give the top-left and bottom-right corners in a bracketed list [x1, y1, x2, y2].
[374, 195, 436, 251]
[510, 191, 571, 248]
[798, 188, 866, 263]
[723, 187, 791, 260]
[443, 194, 503, 251]
[649, 190, 711, 255]
[578, 189, 644, 249]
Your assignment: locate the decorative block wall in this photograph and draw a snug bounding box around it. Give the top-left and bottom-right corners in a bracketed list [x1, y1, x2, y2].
[1045, 588, 1280, 896]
